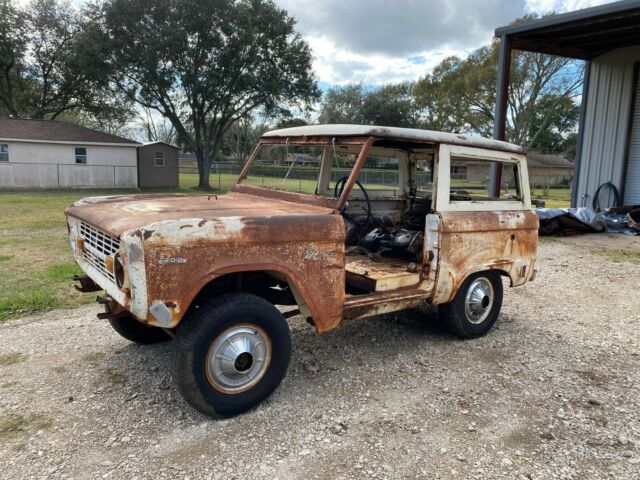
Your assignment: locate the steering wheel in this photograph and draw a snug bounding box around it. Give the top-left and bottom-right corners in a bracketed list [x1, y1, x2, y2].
[334, 176, 372, 226]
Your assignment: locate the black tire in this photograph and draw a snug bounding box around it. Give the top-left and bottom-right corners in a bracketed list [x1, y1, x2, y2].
[173, 293, 291, 418]
[438, 271, 503, 339]
[108, 315, 173, 344]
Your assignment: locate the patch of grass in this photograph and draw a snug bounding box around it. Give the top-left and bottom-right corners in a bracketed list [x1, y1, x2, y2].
[0, 255, 11, 262]
[0, 415, 52, 442]
[0, 290, 60, 321]
[44, 262, 82, 282]
[0, 352, 26, 366]
[531, 187, 571, 208]
[592, 248, 640, 266]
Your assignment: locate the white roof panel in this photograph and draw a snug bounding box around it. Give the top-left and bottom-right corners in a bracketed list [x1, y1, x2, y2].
[262, 124, 523, 152]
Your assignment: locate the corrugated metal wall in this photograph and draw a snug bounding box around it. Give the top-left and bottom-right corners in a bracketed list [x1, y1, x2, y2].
[624, 71, 640, 204]
[576, 46, 640, 207]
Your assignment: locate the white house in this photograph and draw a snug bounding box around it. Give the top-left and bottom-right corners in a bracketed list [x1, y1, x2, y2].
[0, 118, 140, 189]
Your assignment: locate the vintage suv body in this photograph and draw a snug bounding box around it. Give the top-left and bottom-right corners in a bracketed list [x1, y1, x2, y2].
[66, 125, 538, 417]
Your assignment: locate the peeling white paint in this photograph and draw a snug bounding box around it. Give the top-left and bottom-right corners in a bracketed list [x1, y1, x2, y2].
[121, 230, 148, 320]
[140, 217, 246, 246]
[120, 203, 165, 213]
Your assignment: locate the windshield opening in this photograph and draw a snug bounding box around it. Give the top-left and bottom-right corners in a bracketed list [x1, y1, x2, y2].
[238, 141, 365, 196]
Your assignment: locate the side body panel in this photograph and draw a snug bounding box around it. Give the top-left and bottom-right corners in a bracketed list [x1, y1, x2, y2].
[431, 211, 538, 304]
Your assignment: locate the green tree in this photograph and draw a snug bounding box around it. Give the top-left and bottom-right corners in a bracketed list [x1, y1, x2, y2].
[95, 0, 319, 189]
[413, 15, 583, 148]
[0, 0, 130, 121]
[527, 95, 580, 153]
[319, 82, 419, 128]
[319, 84, 366, 124]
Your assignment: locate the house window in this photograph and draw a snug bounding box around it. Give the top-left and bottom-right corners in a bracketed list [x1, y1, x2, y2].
[0, 144, 8, 162]
[75, 147, 87, 164]
[154, 151, 165, 167]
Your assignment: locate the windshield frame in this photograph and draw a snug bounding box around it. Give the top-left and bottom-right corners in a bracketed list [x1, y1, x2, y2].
[233, 135, 375, 210]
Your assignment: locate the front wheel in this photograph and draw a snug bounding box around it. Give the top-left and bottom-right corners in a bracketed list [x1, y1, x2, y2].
[173, 293, 291, 417]
[438, 271, 503, 339]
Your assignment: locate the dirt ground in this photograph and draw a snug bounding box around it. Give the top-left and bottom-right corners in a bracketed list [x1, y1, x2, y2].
[0, 238, 639, 480]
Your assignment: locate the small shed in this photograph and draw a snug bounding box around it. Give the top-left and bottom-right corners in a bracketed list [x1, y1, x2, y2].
[137, 142, 179, 188]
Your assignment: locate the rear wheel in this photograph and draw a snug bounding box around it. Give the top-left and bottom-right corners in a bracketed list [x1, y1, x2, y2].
[108, 315, 173, 344]
[438, 271, 503, 338]
[173, 293, 291, 418]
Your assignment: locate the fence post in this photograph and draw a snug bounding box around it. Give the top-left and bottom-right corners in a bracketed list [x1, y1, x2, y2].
[113, 166, 116, 189]
[56, 164, 60, 189]
[218, 165, 221, 191]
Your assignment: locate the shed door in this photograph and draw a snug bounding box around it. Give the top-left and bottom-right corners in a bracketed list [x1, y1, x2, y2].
[625, 72, 640, 205]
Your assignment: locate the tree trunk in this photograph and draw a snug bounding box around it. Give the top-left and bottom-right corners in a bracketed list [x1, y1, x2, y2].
[196, 151, 211, 190]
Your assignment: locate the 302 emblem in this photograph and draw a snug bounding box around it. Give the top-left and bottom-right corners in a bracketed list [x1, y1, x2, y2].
[158, 257, 188, 265]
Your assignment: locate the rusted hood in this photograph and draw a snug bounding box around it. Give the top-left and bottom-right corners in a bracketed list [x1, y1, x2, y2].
[65, 191, 342, 240]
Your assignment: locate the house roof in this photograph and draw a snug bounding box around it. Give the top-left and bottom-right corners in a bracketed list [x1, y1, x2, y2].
[0, 118, 140, 145]
[262, 124, 523, 153]
[140, 141, 179, 149]
[495, 0, 640, 59]
[526, 152, 574, 168]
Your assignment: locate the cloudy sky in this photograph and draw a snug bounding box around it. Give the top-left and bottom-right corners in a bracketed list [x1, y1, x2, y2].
[274, 0, 616, 88]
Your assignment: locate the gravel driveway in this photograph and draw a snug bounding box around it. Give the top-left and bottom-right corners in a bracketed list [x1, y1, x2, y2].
[0, 239, 639, 479]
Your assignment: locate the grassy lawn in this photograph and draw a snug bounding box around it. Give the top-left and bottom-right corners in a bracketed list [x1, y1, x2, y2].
[531, 187, 571, 208]
[0, 172, 571, 322]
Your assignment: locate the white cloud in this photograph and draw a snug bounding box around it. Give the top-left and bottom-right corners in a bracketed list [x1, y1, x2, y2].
[525, 0, 614, 14]
[275, 0, 617, 86]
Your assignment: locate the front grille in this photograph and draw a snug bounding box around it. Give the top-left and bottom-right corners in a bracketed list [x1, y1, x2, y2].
[79, 221, 119, 283]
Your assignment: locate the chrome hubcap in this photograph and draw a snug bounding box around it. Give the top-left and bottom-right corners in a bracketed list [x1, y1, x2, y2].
[205, 324, 271, 394]
[464, 277, 494, 324]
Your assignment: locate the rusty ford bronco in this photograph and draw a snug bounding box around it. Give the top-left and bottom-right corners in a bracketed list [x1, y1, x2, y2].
[66, 125, 538, 417]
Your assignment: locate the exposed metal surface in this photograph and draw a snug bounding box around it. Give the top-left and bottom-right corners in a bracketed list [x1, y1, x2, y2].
[205, 324, 272, 394]
[464, 277, 494, 324]
[342, 289, 429, 321]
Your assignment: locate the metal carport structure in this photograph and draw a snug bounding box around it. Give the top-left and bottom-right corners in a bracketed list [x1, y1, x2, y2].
[492, 0, 640, 207]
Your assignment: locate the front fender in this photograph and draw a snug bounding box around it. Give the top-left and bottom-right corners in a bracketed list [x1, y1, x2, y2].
[131, 214, 345, 331]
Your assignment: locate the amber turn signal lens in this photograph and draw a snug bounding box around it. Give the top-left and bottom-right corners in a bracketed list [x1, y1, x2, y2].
[105, 255, 114, 273]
